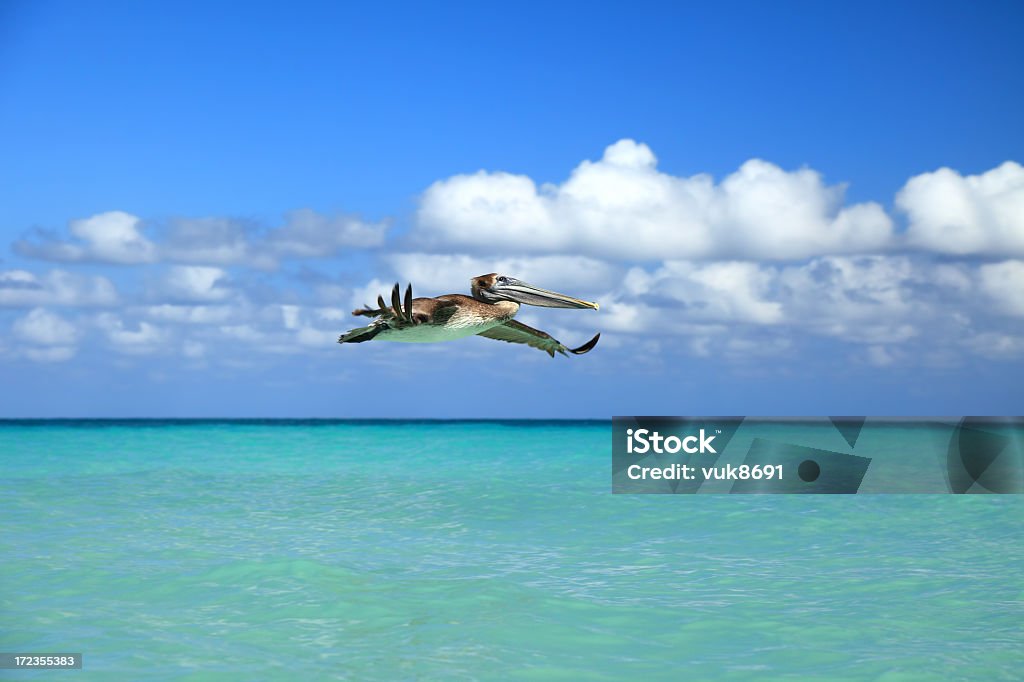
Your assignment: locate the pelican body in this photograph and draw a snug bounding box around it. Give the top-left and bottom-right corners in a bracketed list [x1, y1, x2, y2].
[338, 274, 600, 357]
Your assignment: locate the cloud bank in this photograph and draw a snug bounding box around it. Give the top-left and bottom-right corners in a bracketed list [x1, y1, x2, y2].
[3, 140, 1023, 370]
[16, 209, 389, 268]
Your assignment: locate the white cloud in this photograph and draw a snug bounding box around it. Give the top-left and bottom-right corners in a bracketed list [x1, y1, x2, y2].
[416, 139, 893, 260]
[16, 211, 157, 264]
[607, 256, 978, 349]
[18, 209, 388, 268]
[899, 161, 1024, 255]
[314, 307, 348, 322]
[621, 261, 783, 324]
[162, 217, 270, 268]
[295, 325, 335, 347]
[71, 211, 157, 263]
[267, 209, 388, 257]
[349, 278, 394, 311]
[13, 308, 77, 345]
[159, 266, 231, 302]
[772, 256, 926, 344]
[0, 269, 117, 307]
[594, 300, 659, 334]
[11, 308, 79, 362]
[0, 270, 35, 286]
[97, 313, 165, 354]
[685, 262, 783, 324]
[777, 256, 917, 323]
[978, 260, 1024, 316]
[250, 303, 348, 348]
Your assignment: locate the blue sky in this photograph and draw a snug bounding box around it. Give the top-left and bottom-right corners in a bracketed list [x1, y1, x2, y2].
[1, 0, 1023, 417]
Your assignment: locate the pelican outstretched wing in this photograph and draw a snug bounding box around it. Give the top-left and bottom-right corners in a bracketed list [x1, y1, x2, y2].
[477, 320, 600, 357]
[340, 283, 460, 344]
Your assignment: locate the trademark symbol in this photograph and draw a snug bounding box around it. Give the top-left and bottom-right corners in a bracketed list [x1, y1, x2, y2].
[716, 430, 722, 434]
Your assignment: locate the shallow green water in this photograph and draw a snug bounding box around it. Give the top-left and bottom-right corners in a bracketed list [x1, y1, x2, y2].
[1, 422, 1021, 680]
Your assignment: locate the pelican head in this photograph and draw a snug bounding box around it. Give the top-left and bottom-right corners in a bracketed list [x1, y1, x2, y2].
[470, 273, 599, 310]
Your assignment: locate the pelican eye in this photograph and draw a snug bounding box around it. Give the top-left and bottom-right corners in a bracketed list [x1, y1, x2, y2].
[497, 276, 508, 284]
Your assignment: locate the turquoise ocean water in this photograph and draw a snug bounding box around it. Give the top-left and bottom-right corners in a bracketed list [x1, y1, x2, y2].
[1, 421, 1021, 681]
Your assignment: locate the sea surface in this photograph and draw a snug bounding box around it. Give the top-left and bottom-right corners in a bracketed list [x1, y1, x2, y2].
[1, 420, 1021, 681]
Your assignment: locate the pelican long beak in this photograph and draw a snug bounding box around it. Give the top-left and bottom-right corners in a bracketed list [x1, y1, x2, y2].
[499, 278, 600, 310]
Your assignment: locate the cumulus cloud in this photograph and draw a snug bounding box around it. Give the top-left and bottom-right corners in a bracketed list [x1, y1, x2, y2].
[15, 211, 157, 264]
[623, 261, 783, 324]
[978, 260, 1024, 316]
[776, 256, 919, 335]
[13, 308, 78, 345]
[416, 139, 893, 260]
[158, 266, 232, 302]
[788, 257, 924, 343]
[10, 308, 79, 362]
[0, 269, 117, 307]
[899, 162, 1024, 255]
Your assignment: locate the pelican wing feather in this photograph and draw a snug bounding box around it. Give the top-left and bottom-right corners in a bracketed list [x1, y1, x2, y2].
[477, 320, 600, 357]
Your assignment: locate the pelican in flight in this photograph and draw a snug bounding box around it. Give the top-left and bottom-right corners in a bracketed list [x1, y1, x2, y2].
[338, 274, 600, 357]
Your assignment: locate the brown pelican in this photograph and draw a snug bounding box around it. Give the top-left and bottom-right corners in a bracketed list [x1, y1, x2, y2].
[338, 274, 600, 357]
